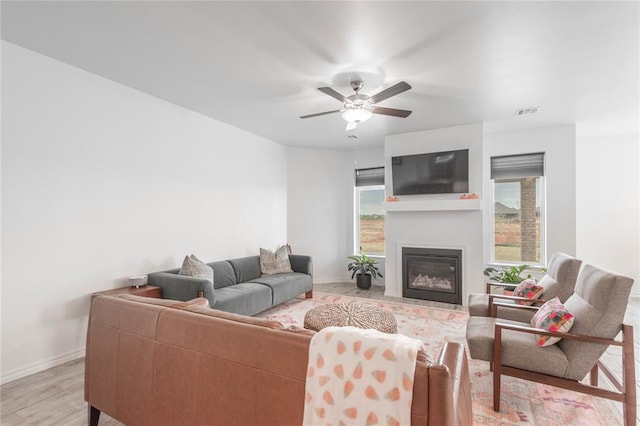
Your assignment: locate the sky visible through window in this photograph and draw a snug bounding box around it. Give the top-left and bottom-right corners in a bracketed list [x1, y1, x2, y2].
[360, 189, 386, 215]
[495, 180, 541, 208]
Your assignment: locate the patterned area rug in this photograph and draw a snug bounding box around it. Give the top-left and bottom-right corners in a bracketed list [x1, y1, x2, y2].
[257, 292, 622, 425]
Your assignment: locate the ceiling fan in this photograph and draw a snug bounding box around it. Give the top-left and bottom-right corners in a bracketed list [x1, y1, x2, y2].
[300, 80, 412, 131]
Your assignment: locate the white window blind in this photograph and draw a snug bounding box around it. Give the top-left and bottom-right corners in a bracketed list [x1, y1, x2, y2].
[490, 153, 545, 179]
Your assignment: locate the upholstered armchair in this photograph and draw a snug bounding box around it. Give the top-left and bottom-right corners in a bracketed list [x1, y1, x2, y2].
[468, 252, 582, 323]
[466, 264, 636, 426]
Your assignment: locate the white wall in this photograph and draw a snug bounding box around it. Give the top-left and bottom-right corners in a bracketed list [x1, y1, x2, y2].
[287, 146, 384, 283]
[483, 125, 577, 266]
[384, 123, 485, 301]
[1, 42, 288, 382]
[575, 131, 639, 295]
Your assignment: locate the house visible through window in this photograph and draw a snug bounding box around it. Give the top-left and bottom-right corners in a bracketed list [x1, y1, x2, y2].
[355, 167, 385, 256]
[491, 153, 545, 264]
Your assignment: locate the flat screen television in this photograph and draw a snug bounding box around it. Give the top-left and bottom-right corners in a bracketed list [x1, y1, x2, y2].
[391, 149, 469, 195]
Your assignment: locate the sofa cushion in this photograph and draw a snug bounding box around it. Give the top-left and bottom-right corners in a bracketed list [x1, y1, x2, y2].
[179, 255, 213, 282]
[228, 256, 262, 283]
[260, 246, 293, 275]
[208, 261, 237, 289]
[213, 283, 273, 316]
[250, 272, 313, 306]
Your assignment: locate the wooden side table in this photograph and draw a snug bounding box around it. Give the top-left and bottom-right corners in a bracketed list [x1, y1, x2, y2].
[92, 285, 162, 300]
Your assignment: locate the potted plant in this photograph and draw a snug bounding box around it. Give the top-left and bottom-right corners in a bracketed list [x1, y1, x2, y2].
[347, 253, 383, 290]
[483, 264, 533, 284]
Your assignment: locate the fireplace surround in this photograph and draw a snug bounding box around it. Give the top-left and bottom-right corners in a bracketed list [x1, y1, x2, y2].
[402, 247, 462, 304]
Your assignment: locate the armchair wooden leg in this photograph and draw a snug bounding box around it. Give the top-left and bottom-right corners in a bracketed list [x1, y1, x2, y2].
[622, 325, 636, 426]
[493, 325, 503, 412]
[89, 405, 100, 426]
[305, 290, 313, 299]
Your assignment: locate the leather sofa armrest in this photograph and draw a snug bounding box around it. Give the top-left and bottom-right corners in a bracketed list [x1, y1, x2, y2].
[148, 272, 215, 306]
[435, 342, 473, 426]
[289, 254, 313, 277]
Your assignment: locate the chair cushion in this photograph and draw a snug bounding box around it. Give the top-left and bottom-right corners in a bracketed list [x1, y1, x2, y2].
[468, 293, 537, 323]
[530, 297, 575, 347]
[465, 316, 569, 377]
[537, 252, 582, 302]
[513, 279, 544, 305]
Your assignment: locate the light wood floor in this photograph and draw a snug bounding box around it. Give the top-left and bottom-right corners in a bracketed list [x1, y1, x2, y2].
[1, 282, 638, 425]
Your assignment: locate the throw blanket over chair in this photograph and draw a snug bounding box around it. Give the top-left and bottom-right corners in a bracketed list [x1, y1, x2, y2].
[303, 326, 424, 426]
[466, 264, 636, 426]
[468, 252, 582, 323]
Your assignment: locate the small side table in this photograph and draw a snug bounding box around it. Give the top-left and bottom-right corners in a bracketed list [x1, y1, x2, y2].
[92, 285, 162, 300]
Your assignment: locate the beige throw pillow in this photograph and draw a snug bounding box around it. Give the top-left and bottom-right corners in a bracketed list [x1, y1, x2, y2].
[260, 245, 293, 275]
[178, 254, 213, 282]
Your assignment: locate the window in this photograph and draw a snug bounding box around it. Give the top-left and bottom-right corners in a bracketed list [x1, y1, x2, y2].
[355, 168, 385, 256]
[491, 153, 545, 264]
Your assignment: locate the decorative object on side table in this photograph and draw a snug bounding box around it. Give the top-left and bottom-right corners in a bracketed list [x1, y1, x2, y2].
[129, 275, 148, 288]
[347, 252, 383, 290]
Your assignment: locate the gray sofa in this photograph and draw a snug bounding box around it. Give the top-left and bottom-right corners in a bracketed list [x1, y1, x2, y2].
[148, 255, 313, 316]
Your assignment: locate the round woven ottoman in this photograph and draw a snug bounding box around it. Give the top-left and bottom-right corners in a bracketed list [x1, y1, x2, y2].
[303, 302, 397, 334]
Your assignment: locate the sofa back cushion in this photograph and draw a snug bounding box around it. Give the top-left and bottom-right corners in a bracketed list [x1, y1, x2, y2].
[208, 261, 237, 289]
[228, 256, 262, 283]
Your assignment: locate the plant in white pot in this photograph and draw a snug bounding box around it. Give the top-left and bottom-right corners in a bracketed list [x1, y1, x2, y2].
[347, 253, 383, 290]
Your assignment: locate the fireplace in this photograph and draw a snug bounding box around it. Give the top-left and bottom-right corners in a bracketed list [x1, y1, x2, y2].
[402, 247, 462, 304]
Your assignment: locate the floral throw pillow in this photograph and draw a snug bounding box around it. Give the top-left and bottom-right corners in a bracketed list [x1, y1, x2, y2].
[512, 279, 544, 305]
[530, 297, 575, 347]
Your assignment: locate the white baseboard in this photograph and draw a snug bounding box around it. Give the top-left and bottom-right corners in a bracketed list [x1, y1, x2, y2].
[1, 348, 85, 385]
[313, 278, 351, 284]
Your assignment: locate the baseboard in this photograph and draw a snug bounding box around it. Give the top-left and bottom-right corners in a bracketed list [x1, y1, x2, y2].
[313, 278, 352, 284]
[630, 293, 640, 301]
[1, 348, 85, 385]
[313, 279, 387, 285]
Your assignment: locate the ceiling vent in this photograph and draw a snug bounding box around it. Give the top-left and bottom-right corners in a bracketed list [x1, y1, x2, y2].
[514, 107, 539, 116]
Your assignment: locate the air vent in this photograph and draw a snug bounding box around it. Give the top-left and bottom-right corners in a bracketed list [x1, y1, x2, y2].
[515, 107, 539, 116]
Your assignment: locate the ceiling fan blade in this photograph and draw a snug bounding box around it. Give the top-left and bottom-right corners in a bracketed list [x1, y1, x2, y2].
[369, 81, 412, 104]
[300, 109, 342, 119]
[318, 87, 348, 103]
[372, 106, 412, 118]
[345, 121, 357, 131]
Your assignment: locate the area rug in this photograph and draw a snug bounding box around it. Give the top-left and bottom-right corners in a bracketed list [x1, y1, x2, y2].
[257, 292, 622, 426]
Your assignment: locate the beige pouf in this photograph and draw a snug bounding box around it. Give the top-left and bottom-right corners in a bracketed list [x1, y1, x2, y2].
[303, 302, 397, 334]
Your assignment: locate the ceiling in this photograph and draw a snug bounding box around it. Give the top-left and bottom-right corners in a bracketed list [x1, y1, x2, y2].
[2, 1, 638, 150]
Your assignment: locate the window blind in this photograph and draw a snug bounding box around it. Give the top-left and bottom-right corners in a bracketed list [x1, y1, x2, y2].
[355, 167, 384, 187]
[490, 152, 545, 179]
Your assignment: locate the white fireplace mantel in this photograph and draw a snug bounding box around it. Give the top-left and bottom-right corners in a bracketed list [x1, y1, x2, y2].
[383, 199, 481, 212]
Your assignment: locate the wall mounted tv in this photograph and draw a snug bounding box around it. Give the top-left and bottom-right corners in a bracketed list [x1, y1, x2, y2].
[391, 149, 469, 195]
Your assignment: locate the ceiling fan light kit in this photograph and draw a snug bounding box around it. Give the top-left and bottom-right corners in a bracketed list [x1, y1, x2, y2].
[300, 78, 412, 130]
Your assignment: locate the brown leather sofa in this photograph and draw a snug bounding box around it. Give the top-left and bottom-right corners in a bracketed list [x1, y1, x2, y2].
[85, 294, 472, 426]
